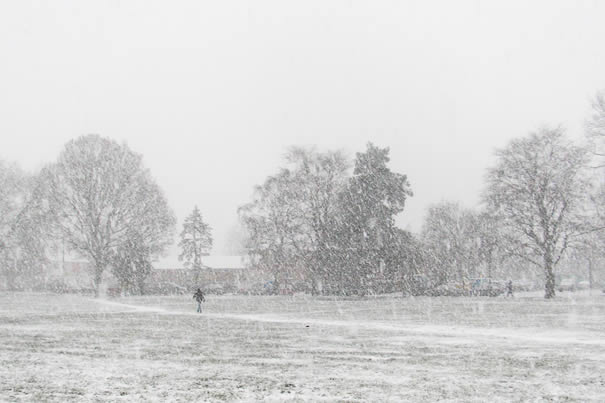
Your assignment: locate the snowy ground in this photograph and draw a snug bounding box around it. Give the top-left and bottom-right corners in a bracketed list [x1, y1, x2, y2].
[1, 291, 604, 402]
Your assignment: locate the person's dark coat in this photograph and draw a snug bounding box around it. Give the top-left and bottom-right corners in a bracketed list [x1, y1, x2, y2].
[193, 289, 205, 303]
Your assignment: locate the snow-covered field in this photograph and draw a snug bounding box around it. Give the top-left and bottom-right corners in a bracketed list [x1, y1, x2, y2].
[1, 291, 604, 402]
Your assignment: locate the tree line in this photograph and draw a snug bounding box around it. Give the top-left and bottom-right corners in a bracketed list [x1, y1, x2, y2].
[0, 135, 180, 296]
[0, 134, 218, 297]
[2, 90, 605, 298]
[238, 143, 417, 296]
[239, 91, 605, 298]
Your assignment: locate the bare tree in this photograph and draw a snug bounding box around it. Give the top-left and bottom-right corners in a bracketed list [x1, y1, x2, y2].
[585, 90, 605, 165]
[37, 135, 175, 296]
[239, 147, 349, 294]
[475, 211, 503, 280]
[421, 201, 482, 285]
[286, 147, 349, 293]
[0, 161, 48, 289]
[484, 128, 591, 298]
[0, 161, 24, 249]
[239, 169, 306, 293]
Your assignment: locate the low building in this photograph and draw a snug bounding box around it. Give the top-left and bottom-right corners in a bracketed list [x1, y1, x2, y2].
[150, 255, 261, 293]
[47, 259, 93, 288]
[44, 259, 118, 294]
[33, 255, 261, 295]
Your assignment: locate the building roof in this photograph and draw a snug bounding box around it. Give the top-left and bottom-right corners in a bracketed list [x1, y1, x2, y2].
[153, 255, 247, 270]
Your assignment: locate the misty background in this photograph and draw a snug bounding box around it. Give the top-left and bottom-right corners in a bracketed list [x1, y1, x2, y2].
[1, 0, 604, 254]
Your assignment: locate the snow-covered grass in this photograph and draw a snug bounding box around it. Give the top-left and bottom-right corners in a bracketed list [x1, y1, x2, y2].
[1, 291, 604, 402]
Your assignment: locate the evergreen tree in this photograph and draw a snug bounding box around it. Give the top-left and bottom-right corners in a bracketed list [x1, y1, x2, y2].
[335, 143, 413, 295]
[178, 206, 213, 284]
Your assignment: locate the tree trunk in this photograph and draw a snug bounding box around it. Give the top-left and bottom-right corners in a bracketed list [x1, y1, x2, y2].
[93, 263, 104, 298]
[6, 271, 17, 291]
[487, 249, 493, 279]
[193, 267, 200, 286]
[137, 277, 145, 295]
[544, 253, 555, 299]
[588, 257, 593, 293]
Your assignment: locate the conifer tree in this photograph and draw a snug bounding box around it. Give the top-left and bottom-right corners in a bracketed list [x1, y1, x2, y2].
[178, 206, 213, 284]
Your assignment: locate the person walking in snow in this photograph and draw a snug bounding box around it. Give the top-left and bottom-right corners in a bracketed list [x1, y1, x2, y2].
[193, 288, 205, 313]
[506, 280, 514, 297]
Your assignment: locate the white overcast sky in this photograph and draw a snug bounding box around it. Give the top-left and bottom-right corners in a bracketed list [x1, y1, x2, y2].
[1, 0, 605, 254]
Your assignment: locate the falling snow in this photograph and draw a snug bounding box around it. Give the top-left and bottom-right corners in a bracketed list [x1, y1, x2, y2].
[3, 2, 605, 402]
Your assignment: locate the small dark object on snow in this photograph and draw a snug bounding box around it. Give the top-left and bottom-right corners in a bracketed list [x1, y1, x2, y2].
[193, 288, 205, 313]
[506, 280, 513, 297]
